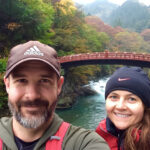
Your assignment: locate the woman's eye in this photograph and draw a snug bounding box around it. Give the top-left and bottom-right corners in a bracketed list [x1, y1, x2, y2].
[108, 95, 118, 100]
[128, 97, 136, 102]
[111, 96, 117, 99]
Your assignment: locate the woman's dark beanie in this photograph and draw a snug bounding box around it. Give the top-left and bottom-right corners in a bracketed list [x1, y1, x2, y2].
[105, 66, 150, 108]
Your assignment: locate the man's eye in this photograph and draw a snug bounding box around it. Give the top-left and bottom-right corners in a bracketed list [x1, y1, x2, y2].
[40, 79, 50, 83]
[17, 79, 27, 83]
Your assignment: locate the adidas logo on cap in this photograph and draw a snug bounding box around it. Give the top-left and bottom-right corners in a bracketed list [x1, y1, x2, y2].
[24, 46, 44, 56]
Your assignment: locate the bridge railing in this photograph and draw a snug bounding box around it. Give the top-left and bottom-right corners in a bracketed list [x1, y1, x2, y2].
[107, 52, 134, 59]
[58, 51, 150, 63]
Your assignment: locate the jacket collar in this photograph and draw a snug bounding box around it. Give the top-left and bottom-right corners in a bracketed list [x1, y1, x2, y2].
[106, 117, 125, 150]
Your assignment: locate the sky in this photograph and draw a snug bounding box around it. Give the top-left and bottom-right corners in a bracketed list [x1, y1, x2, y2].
[73, 0, 150, 6]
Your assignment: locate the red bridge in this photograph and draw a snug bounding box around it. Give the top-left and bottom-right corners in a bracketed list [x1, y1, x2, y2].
[58, 51, 150, 68]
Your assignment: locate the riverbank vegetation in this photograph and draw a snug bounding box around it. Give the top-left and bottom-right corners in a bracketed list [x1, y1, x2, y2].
[0, 0, 150, 111]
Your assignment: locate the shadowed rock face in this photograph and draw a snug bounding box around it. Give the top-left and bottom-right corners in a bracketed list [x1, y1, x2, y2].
[80, 85, 98, 95]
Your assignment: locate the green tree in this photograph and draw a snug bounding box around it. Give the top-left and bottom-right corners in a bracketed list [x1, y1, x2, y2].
[109, 1, 150, 32]
[0, 0, 54, 56]
[84, 25, 110, 52]
[114, 31, 149, 52]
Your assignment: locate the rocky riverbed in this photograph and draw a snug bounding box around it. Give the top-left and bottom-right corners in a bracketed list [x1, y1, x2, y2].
[57, 84, 98, 109]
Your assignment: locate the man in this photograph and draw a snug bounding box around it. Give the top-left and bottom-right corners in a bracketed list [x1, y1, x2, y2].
[0, 41, 109, 150]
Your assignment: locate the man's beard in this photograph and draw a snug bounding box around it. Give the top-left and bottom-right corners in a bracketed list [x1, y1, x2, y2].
[8, 99, 57, 129]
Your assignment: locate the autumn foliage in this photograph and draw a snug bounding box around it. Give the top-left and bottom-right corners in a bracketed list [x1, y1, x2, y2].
[0, 0, 150, 108]
[85, 16, 124, 37]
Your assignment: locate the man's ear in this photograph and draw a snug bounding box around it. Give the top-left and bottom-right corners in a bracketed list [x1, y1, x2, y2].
[57, 76, 64, 95]
[4, 77, 10, 94]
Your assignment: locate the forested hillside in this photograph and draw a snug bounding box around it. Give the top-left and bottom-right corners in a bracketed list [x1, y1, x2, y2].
[85, 16, 150, 53]
[82, 0, 150, 33]
[0, 0, 150, 110]
[0, 0, 113, 109]
[109, 0, 150, 32]
[81, 0, 117, 23]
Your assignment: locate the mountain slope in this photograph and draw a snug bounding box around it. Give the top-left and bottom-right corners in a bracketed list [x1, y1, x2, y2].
[83, 0, 118, 23]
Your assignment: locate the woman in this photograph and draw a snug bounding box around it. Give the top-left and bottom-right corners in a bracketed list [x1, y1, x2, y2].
[96, 67, 150, 150]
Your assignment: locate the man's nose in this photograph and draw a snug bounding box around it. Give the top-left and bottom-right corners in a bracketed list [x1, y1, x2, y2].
[25, 84, 41, 100]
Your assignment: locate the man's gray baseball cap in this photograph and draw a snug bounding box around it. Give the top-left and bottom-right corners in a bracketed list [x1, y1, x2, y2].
[5, 41, 60, 78]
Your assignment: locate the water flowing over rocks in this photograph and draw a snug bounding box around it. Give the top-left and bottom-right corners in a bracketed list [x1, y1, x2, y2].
[57, 77, 108, 109]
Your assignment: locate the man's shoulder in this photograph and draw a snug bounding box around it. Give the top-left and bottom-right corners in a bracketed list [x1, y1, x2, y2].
[0, 117, 12, 126]
[63, 124, 110, 150]
[66, 124, 105, 140]
[0, 117, 19, 150]
[0, 117, 12, 135]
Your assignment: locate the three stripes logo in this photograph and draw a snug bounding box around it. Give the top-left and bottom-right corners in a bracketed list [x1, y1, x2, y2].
[24, 46, 44, 56]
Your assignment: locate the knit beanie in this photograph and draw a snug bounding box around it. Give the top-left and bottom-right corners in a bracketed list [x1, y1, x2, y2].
[105, 67, 150, 108]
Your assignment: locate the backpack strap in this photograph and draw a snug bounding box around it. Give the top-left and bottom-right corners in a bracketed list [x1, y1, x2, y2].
[0, 137, 2, 150]
[46, 122, 70, 150]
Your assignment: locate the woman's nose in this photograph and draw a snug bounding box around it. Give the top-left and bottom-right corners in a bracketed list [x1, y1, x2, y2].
[116, 98, 126, 109]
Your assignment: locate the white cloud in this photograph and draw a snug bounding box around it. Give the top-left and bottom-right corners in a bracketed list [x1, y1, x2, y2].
[108, 0, 126, 5]
[139, 0, 150, 6]
[73, 0, 150, 6]
[73, 0, 95, 4]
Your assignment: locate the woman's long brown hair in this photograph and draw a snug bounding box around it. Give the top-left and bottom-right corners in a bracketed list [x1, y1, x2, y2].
[123, 108, 150, 150]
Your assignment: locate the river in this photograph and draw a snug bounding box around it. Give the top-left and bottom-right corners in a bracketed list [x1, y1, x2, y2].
[56, 78, 108, 129]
